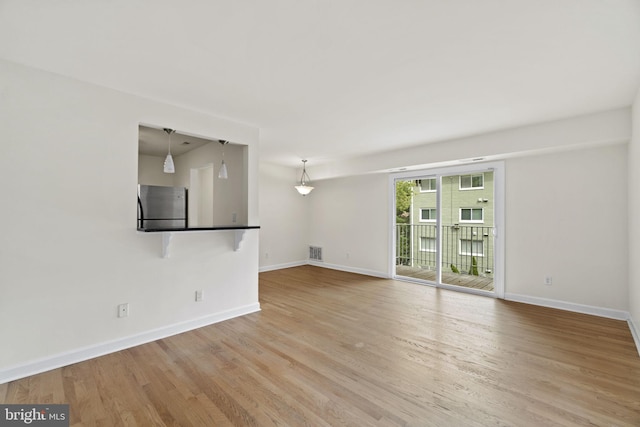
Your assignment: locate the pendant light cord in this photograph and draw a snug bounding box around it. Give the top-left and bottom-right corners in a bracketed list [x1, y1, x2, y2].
[164, 128, 173, 154]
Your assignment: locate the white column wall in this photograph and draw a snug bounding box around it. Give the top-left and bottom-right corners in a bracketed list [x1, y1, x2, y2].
[0, 59, 260, 382]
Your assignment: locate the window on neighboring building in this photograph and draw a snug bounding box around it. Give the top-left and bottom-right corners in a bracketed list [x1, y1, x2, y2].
[460, 239, 484, 256]
[460, 208, 483, 222]
[418, 178, 436, 192]
[420, 237, 436, 252]
[460, 173, 484, 190]
[420, 208, 437, 222]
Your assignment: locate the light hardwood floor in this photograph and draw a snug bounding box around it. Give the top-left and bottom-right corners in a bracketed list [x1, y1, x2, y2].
[2, 266, 639, 426]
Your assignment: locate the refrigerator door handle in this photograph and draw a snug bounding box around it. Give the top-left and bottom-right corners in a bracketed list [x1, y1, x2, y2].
[137, 196, 144, 229]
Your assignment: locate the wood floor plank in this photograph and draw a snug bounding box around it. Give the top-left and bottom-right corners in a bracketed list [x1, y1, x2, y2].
[2, 265, 639, 426]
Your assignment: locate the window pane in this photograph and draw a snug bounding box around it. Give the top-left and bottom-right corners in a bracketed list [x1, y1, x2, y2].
[460, 239, 484, 255]
[420, 178, 436, 191]
[469, 240, 483, 255]
[461, 208, 482, 222]
[461, 174, 483, 189]
[420, 237, 435, 252]
[421, 208, 436, 220]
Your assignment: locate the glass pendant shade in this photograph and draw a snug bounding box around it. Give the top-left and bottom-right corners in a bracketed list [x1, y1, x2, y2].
[295, 160, 314, 195]
[295, 184, 314, 195]
[218, 160, 228, 179]
[163, 128, 175, 174]
[218, 140, 229, 180]
[163, 154, 175, 173]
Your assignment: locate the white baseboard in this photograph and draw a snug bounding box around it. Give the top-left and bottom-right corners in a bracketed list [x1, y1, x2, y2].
[259, 260, 307, 273]
[307, 261, 389, 279]
[259, 260, 388, 279]
[0, 303, 261, 385]
[629, 315, 640, 357]
[504, 293, 629, 321]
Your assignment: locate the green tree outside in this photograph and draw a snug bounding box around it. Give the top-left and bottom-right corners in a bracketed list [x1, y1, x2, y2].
[396, 180, 414, 265]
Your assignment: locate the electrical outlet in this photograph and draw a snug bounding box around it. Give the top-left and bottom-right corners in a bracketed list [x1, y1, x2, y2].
[232, 212, 237, 223]
[195, 290, 204, 302]
[544, 276, 553, 286]
[118, 303, 129, 318]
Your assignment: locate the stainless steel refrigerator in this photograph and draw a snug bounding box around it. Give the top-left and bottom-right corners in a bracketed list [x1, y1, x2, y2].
[137, 185, 188, 230]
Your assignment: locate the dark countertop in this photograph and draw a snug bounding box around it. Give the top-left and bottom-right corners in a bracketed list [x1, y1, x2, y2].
[138, 225, 260, 233]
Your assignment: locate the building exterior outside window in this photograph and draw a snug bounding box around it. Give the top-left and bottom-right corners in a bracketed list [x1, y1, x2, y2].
[403, 172, 494, 277]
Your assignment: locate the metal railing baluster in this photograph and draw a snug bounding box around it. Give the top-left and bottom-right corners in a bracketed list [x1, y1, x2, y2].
[396, 224, 493, 278]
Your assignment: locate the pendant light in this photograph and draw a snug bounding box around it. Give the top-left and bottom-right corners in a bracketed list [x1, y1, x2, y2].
[218, 140, 229, 179]
[295, 160, 314, 195]
[163, 128, 175, 173]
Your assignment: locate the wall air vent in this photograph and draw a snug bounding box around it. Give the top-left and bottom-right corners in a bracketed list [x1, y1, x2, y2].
[309, 246, 323, 261]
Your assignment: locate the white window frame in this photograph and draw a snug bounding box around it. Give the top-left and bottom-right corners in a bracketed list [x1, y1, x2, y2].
[459, 207, 484, 223]
[459, 173, 484, 190]
[419, 178, 437, 192]
[419, 208, 437, 222]
[459, 239, 485, 257]
[419, 237, 436, 253]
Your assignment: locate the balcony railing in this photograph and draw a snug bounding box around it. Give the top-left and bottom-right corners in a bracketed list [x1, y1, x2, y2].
[396, 224, 494, 278]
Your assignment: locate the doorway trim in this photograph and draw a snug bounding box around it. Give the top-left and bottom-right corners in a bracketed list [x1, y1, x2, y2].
[189, 163, 215, 227]
[389, 161, 505, 298]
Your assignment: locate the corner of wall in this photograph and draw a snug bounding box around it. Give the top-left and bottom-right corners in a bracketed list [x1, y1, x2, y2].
[629, 87, 640, 357]
[629, 315, 640, 357]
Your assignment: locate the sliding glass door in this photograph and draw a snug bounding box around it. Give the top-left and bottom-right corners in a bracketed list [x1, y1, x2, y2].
[393, 163, 503, 297]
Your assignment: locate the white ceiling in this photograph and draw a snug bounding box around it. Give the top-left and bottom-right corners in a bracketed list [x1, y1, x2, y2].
[138, 125, 218, 157]
[1, 1, 639, 168]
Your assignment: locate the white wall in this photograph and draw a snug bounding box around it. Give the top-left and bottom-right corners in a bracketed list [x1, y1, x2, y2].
[307, 174, 390, 277]
[138, 154, 174, 187]
[258, 163, 309, 270]
[505, 144, 628, 310]
[258, 166, 390, 278]
[0, 59, 260, 382]
[308, 108, 630, 181]
[629, 88, 640, 349]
